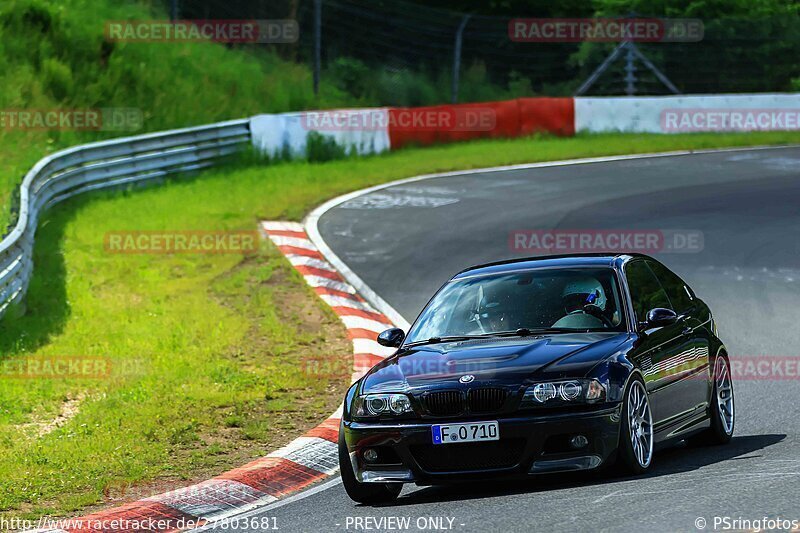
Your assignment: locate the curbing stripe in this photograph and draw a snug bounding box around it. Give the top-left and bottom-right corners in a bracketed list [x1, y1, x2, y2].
[261, 229, 307, 239]
[314, 285, 366, 302]
[267, 437, 340, 474]
[303, 417, 341, 443]
[330, 306, 391, 323]
[277, 245, 324, 259]
[294, 264, 345, 281]
[145, 479, 275, 521]
[354, 353, 385, 367]
[318, 293, 375, 312]
[265, 234, 318, 250]
[347, 327, 384, 340]
[286, 255, 339, 272]
[217, 457, 329, 499]
[352, 338, 396, 357]
[340, 315, 393, 333]
[261, 221, 304, 232]
[304, 275, 362, 295]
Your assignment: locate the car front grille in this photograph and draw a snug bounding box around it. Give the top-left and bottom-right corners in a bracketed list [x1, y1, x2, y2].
[423, 391, 464, 416]
[468, 387, 508, 413]
[410, 439, 526, 472]
[422, 388, 508, 416]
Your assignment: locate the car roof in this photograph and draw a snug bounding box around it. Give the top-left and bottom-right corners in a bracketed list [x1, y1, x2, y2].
[452, 253, 656, 280]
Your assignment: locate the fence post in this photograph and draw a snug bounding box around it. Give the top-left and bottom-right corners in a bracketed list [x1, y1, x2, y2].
[624, 42, 637, 95]
[313, 0, 322, 96]
[170, 0, 179, 22]
[451, 14, 472, 104]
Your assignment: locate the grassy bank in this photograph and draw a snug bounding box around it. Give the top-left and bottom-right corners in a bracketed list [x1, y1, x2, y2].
[0, 0, 361, 233]
[1, 131, 799, 518]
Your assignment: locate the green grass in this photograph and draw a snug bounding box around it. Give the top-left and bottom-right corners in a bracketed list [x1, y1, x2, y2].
[1, 131, 800, 518]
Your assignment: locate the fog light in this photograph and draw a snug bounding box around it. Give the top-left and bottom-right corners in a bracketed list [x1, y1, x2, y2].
[363, 448, 379, 463]
[569, 435, 589, 449]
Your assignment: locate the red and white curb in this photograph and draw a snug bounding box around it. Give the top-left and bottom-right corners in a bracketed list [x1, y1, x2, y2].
[33, 221, 394, 532]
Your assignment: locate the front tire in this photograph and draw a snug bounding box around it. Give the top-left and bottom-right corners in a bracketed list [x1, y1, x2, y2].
[616, 376, 654, 475]
[690, 354, 734, 446]
[338, 422, 402, 504]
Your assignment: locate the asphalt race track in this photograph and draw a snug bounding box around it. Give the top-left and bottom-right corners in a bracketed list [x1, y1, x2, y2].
[240, 147, 800, 532]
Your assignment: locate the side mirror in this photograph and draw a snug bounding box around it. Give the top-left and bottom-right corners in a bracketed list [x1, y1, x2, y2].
[644, 308, 678, 329]
[377, 328, 405, 348]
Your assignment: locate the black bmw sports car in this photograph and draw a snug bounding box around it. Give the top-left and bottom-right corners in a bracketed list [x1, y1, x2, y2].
[338, 254, 735, 504]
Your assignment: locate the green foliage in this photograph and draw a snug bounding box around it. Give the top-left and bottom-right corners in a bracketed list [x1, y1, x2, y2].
[41, 57, 73, 100]
[508, 71, 534, 96]
[328, 57, 371, 99]
[306, 131, 348, 162]
[572, 0, 800, 94]
[325, 59, 536, 108]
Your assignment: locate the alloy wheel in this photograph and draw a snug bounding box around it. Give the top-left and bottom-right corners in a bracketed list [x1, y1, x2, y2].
[628, 380, 654, 468]
[715, 356, 735, 435]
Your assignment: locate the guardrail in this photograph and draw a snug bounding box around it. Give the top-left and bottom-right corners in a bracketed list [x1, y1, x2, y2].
[0, 119, 251, 319]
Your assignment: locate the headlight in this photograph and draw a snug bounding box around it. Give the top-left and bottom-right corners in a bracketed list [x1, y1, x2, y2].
[354, 393, 413, 417]
[521, 379, 606, 408]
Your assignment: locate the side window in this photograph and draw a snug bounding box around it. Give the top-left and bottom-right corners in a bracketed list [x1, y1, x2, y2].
[625, 260, 672, 323]
[647, 260, 694, 314]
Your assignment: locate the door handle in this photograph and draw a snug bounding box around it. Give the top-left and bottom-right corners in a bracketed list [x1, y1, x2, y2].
[682, 326, 692, 335]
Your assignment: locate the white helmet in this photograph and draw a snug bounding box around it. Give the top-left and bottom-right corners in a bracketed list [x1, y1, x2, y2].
[562, 276, 606, 313]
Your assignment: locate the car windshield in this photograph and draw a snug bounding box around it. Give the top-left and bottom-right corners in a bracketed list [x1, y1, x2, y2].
[404, 267, 626, 344]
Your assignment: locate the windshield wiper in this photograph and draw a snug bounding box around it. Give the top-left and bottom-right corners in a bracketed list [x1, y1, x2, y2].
[404, 334, 501, 347]
[404, 327, 594, 348]
[491, 327, 592, 336]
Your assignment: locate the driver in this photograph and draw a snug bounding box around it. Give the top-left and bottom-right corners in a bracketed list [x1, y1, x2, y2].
[480, 301, 506, 332]
[552, 276, 609, 328]
[562, 277, 606, 314]
[470, 285, 508, 333]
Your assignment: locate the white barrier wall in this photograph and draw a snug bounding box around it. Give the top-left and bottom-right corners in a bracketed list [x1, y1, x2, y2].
[250, 108, 391, 157]
[575, 94, 800, 133]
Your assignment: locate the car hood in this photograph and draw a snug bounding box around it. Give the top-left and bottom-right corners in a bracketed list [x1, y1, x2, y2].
[361, 332, 629, 393]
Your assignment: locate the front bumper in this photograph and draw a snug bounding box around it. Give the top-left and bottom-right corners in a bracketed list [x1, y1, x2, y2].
[342, 405, 622, 484]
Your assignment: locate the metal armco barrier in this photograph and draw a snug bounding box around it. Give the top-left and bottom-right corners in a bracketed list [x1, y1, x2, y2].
[0, 119, 251, 319]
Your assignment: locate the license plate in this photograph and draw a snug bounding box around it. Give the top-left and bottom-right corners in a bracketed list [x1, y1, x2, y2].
[431, 421, 499, 445]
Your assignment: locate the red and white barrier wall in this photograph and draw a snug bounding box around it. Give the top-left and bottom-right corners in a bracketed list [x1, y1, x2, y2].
[251, 93, 799, 156]
[250, 108, 392, 157]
